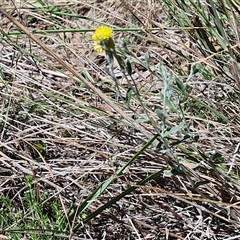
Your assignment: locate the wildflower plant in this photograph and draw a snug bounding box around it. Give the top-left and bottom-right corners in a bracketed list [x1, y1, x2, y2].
[92, 25, 151, 123]
[92, 25, 126, 100]
[92, 26, 138, 100]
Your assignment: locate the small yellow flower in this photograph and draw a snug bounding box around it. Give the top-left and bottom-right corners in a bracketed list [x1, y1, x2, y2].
[92, 26, 113, 42]
[92, 26, 114, 53]
[93, 42, 103, 53]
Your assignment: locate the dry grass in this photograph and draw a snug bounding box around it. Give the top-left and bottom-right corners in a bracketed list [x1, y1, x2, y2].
[0, 0, 240, 239]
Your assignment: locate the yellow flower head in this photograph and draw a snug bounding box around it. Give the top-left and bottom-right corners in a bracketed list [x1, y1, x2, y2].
[92, 26, 114, 53]
[92, 26, 113, 42]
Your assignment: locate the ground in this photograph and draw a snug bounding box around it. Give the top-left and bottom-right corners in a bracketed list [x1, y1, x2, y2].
[0, 0, 240, 239]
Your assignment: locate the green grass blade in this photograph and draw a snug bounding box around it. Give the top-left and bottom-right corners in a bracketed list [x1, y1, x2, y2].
[68, 135, 158, 222]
